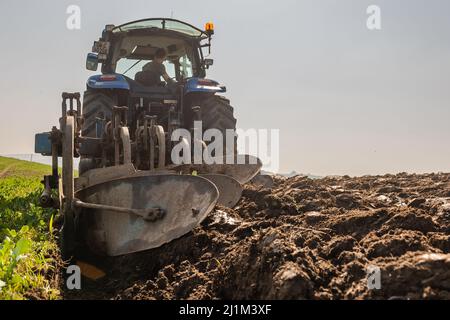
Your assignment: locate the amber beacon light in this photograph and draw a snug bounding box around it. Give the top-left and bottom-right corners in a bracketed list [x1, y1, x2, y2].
[205, 21, 215, 35]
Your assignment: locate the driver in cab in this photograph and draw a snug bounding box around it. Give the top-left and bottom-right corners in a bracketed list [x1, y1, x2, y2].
[136, 48, 175, 86]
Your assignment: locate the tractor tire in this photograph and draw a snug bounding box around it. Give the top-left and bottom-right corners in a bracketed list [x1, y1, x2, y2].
[79, 90, 116, 174]
[196, 95, 237, 156]
[81, 90, 116, 138]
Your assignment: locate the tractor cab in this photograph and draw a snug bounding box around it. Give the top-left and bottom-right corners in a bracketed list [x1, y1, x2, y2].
[86, 18, 219, 95]
[82, 18, 226, 145]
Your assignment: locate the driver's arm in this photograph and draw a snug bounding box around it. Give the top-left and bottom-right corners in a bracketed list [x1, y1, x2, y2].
[160, 63, 175, 84]
[162, 72, 176, 84]
[162, 72, 172, 83]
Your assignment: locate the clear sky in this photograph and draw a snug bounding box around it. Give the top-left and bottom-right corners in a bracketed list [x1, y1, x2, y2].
[0, 0, 449, 176]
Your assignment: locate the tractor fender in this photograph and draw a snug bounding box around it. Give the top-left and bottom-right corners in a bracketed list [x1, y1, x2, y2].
[86, 75, 225, 93]
[87, 74, 130, 90]
[184, 78, 226, 94]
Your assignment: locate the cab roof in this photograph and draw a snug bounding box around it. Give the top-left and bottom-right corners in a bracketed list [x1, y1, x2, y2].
[112, 18, 207, 38]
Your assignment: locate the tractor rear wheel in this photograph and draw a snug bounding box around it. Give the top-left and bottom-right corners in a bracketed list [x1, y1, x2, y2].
[79, 90, 116, 174]
[190, 95, 237, 156]
[81, 90, 115, 137]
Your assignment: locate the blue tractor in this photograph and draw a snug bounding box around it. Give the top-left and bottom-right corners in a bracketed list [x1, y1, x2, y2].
[80, 18, 236, 173]
[35, 18, 262, 258]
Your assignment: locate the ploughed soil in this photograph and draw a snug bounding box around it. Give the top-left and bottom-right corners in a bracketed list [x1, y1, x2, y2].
[66, 173, 450, 300]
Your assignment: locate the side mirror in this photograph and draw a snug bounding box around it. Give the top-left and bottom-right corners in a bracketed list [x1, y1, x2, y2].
[203, 58, 214, 69]
[86, 53, 99, 71]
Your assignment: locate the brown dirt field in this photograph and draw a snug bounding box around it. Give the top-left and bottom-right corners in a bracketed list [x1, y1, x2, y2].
[66, 172, 450, 300]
